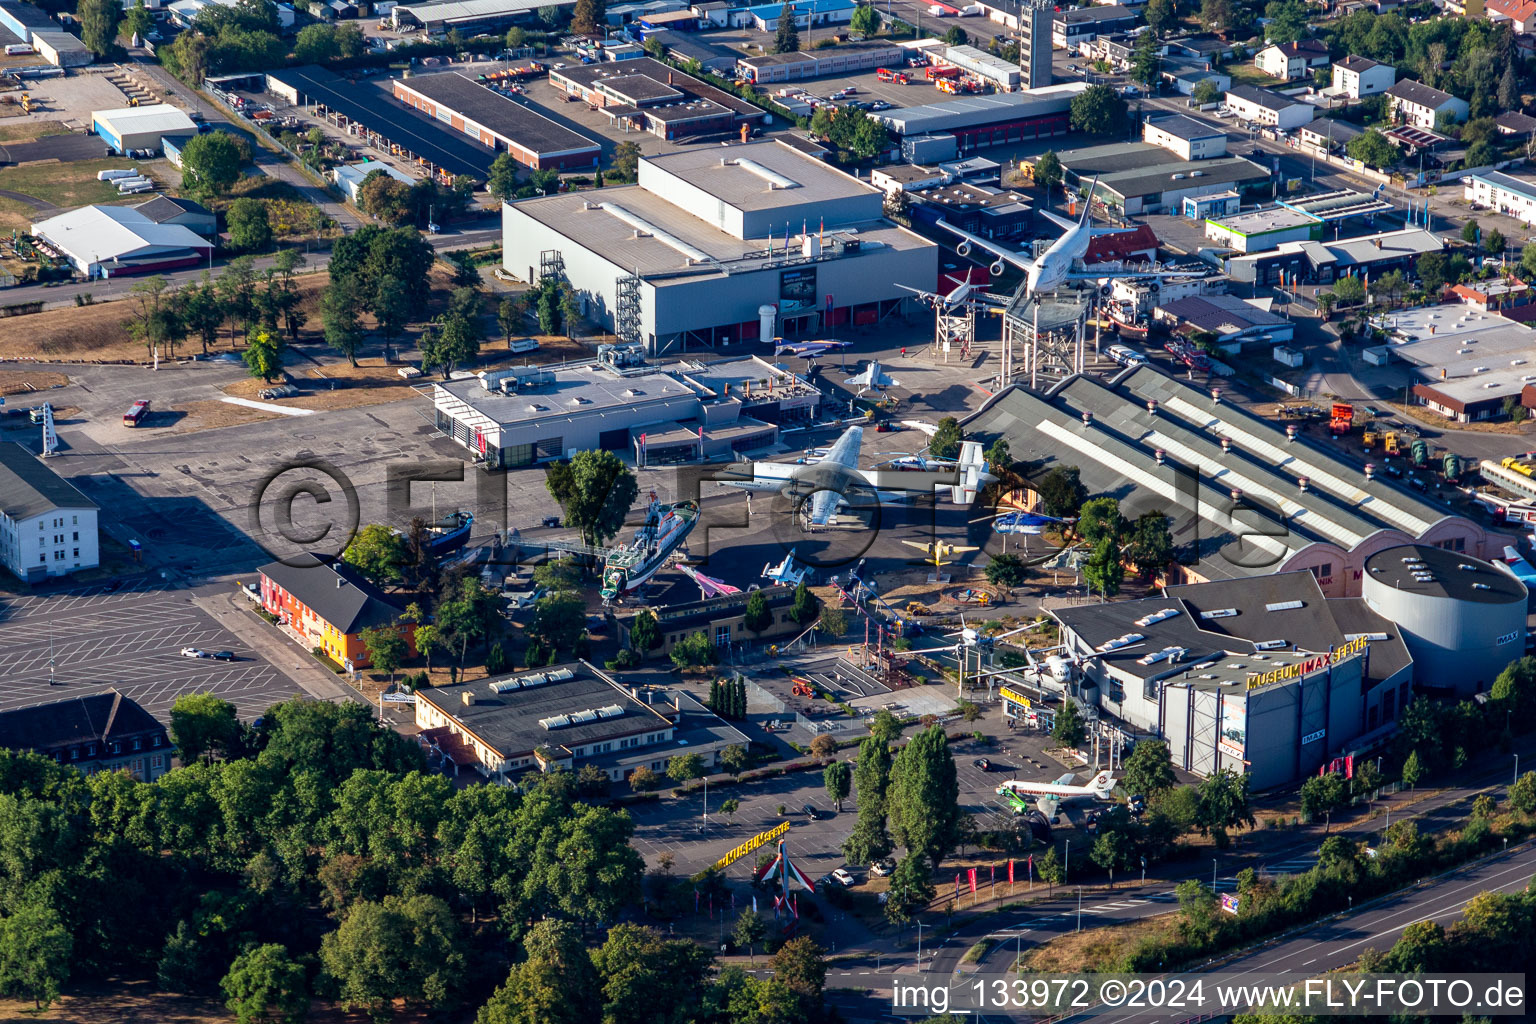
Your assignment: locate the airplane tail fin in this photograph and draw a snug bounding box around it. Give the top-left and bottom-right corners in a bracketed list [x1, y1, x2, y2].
[1090, 770, 1116, 799]
[1080, 175, 1100, 227]
[951, 440, 991, 505]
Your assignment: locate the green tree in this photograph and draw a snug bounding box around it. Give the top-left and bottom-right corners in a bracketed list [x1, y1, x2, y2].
[182, 274, 225, 354]
[319, 896, 465, 1018]
[1299, 772, 1348, 831]
[590, 925, 713, 1024]
[929, 416, 964, 460]
[1037, 845, 1064, 892]
[1401, 749, 1424, 788]
[1346, 128, 1398, 170]
[0, 902, 70, 1010]
[850, 116, 888, 161]
[743, 590, 772, 632]
[180, 131, 244, 198]
[570, 0, 604, 32]
[321, 274, 365, 367]
[1051, 699, 1086, 748]
[1194, 767, 1255, 847]
[1486, 228, 1507, 257]
[1131, 29, 1161, 88]
[222, 943, 308, 1024]
[888, 724, 961, 866]
[360, 625, 407, 683]
[79, 0, 122, 55]
[123, 0, 154, 41]
[424, 311, 481, 377]
[477, 919, 599, 1024]
[1033, 150, 1063, 195]
[1070, 84, 1126, 136]
[1083, 535, 1124, 599]
[170, 691, 241, 763]
[1144, 0, 1176, 36]
[850, 3, 880, 34]
[1263, 0, 1309, 43]
[1463, 218, 1481, 245]
[371, 276, 409, 362]
[790, 581, 817, 624]
[667, 753, 705, 783]
[720, 743, 749, 774]
[883, 853, 933, 926]
[1077, 496, 1122, 547]
[243, 327, 282, 382]
[488, 152, 520, 203]
[1121, 739, 1175, 796]
[824, 760, 852, 811]
[611, 141, 641, 182]
[293, 21, 340, 62]
[1417, 251, 1449, 293]
[733, 909, 768, 962]
[1037, 465, 1086, 517]
[1126, 511, 1173, 575]
[983, 437, 1011, 474]
[342, 523, 408, 585]
[358, 172, 414, 226]
[1091, 827, 1133, 886]
[628, 609, 660, 653]
[943, 25, 968, 45]
[1191, 78, 1222, 106]
[773, 4, 800, 52]
[669, 631, 717, 669]
[531, 590, 586, 655]
[545, 450, 640, 551]
[1332, 274, 1366, 306]
[1509, 770, 1536, 814]
[984, 552, 1026, 588]
[818, 605, 848, 637]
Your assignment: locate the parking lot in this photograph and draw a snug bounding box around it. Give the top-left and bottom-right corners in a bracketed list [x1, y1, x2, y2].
[0, 579, 302, 721]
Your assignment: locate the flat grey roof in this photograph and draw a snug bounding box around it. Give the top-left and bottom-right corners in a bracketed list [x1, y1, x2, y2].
[1098, 156, 1271, 202]
[1159, 294, 1290, 331]
[395, 71, 599, 156]
[553, 57, 759, 117]
[0, 441, 96, 520]
[1209, 206, 1320, 234]
[1227, 84, 1307, 112]
[415, 664, 676, 759]
[1055, 4, 1136, 23]
[875, 82, 1086, 136]
[1057, 141, 1183, 176]
[439, 364, 702, 424]
[641, 139, 880, 212]
[1147, 114, 1226, 141]
[1363, 544, 1526, 604]
[1299, 117, 1362, 141]
[1470, 171, 1536, 205]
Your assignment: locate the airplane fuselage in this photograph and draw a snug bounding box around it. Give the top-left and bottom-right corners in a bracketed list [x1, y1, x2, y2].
[1026, 221, 1091, 300]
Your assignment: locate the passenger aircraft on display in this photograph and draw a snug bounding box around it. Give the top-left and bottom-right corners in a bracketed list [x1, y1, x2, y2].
[717, 425, 994, 526]
[937, 177, 1198, 303]
[775, 340, 853, 358]
[997, 770, 1117, 816]
[895, 273, 978, 309]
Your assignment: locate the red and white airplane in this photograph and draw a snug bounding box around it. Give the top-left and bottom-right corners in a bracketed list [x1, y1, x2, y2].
[677, 564, 741, 599]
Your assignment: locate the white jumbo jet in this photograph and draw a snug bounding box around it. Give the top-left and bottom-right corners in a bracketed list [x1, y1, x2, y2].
[996, 770, 1116, 817]
[717, 424, 994, 526]
[938, 177, 1198, 303]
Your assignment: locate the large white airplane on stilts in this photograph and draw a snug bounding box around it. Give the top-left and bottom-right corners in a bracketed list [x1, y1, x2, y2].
[997, 770, 1116, 816]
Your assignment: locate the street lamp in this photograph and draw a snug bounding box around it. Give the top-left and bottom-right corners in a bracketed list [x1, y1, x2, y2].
[1076, 888, 1083, 932]
[1212, 858, 1218, 891]
[916, 919, 926, 964]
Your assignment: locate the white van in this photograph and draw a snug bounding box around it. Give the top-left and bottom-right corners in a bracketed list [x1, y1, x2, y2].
[509, 338, 541, 355]
[4, 44, 33, 56]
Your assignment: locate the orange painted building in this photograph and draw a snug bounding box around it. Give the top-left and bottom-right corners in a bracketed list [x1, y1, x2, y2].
[259, 554, 417, 669]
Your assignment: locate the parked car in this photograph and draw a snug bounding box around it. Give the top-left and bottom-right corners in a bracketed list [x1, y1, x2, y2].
[974, 757, 991, 771]
[870, 858, 896, 877]
[831, 868, 855, 887]
[803, 804, 824, 820]
[541, 516, 562, 528]
[180, 647, 210, 658]
[213, 651, 237, 661]
[258, 384, 298, 400]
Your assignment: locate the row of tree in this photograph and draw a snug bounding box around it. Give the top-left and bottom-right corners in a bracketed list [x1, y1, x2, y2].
[125, 251, 307, 367]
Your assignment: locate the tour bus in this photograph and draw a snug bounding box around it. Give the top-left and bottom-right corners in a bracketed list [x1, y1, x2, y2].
[123, 399, 151, 427]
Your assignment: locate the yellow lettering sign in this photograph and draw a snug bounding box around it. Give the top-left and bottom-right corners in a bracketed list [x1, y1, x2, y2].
[999, 685, 1032, 709]
[1246, 637, 1370, 691]
[713, 820, 791, 871]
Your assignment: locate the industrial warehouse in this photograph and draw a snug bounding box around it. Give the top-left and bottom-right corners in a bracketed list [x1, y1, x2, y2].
[547, 57, 765, 141]
[875, 84, 1086, 158]
[392, 71, 601, 170]
[501, 139, 936, 350]
[964, 366, 1494, 594]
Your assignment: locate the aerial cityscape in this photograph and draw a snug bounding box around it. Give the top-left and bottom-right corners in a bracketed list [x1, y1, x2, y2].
[0, 0, 1531, 1018]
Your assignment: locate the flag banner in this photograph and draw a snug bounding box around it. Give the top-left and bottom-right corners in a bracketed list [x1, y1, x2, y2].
[1008, 859, 1015, 885]
[968, 868, 978, 894]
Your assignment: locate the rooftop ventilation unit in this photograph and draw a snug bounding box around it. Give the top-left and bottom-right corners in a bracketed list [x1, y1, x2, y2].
[1095, 632, 1146, 652]
[546, 668, 575, 682]
[723, 156, 800, 189]
[1137, 646, 1188, 666]
[599, 201, 712, 264]
[1134, 608, 1181, 627]
[1200, 608, 1238, 619]
[1253, 639, 1288, 651]
[489, 679, 521, 693]
[568, 709, 601, 725]
[596, 704, 625, 718]
[1345, 632, 1390, 641]
[1265, 600, 1304, 612]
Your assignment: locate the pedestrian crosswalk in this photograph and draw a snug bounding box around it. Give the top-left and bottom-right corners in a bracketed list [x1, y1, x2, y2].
[1262, 857, 1318, 875]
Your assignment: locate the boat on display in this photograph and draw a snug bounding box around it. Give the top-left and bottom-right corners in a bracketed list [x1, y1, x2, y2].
[421, 510, 474, 556]
[1105, 300, 1150, 342]
[600, 494, 701, 600]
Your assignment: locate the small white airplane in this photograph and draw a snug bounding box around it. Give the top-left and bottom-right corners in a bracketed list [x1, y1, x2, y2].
[1498, 545, 1536, 586]
[846, 359, 901, 396]
[997, 770, 1116, 816]
[938, 176, 1197, 304]
[763, 548, 813, 587]
[717, 424, 994, 527]
[895, 273, 977, 309]
[677, 564, 741, 599]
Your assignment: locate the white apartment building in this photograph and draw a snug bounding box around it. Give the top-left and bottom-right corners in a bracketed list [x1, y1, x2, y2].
[0, 442, 99, 581]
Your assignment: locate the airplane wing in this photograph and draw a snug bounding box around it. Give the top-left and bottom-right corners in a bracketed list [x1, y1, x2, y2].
[1065, 269, 1203, 281]
[717, 458, 798, 493]
[1053, 773, 1078, 787]
[953, 545, 980, 553]
[823, 425, 864, 470]
[936, 219, 1034, 272]
[894, 284, 942, 303]
[806, 487, 842, 526]
[902, 420, 938, 437]
[1038, 209, 1078, 232]
[900, 540, 929, 551]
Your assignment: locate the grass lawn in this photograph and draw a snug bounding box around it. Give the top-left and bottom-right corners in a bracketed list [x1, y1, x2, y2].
[0, 119, 69, 143]
[0, 157, 166, 209]
[1220, 62, 1281, 88]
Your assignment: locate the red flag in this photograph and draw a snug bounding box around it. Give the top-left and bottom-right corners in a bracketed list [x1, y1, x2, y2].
[639, 432, 646, 445]
[968, 868, 977, 894]
[1008, 859, 1014, 885]
[1345, 755, 1354, 779]
[954, 874, 960, 898]
[990, 863, 996, 884]
[698, 425, 704, 440]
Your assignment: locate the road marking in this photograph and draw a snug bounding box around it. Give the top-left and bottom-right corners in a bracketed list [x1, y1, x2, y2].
[221, 396, 316, 417]
[1303, 959, 1316, 966]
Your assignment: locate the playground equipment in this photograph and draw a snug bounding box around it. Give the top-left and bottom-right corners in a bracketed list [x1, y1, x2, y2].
[790, 677, 815, 697]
